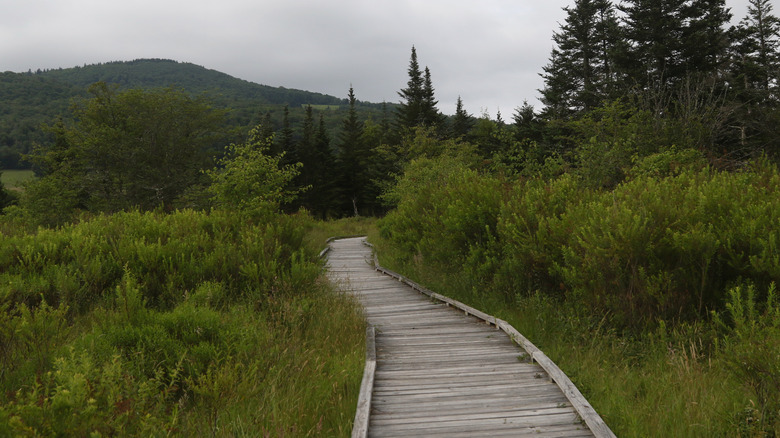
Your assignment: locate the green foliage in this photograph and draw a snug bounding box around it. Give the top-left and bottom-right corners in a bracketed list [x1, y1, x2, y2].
[206, 125, 302, 218]
[0, 208, 364, 436]
[20, 83, 226, 224]
[381, 151, 780, 328]
[716, 282, 780, 435]
[380, 153, 501, 269]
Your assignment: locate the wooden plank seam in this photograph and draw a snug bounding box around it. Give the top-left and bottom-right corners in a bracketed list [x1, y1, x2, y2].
[359, 239, 616, 438]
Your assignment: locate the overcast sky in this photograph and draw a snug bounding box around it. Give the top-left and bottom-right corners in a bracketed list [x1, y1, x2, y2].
[1, 0, 755, 116]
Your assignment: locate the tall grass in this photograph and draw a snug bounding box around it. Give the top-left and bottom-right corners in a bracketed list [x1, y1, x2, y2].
[0, 209, 365, 436]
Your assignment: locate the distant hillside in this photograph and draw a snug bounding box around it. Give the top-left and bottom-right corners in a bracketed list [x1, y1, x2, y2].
[36, 59, 346, 107]
[1, 59, 391, 169]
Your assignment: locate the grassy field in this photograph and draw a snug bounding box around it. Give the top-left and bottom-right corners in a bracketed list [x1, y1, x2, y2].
[303, 104, 340, 111]
[0, 169, 35, 190]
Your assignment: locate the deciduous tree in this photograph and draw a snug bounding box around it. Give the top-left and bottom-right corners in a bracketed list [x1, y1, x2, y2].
[23, 82, 225, 220]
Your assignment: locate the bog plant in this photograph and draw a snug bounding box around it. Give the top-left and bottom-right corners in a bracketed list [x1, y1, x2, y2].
[0, 208, 364, 436]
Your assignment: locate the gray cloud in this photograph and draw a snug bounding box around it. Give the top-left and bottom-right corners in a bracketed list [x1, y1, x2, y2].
[0, 0, 755, 116]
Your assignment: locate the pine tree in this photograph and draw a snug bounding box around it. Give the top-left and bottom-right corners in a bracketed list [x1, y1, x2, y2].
[619, 0, 687, 87]
[541, 0, 622, 119]
[451, 96, 475, 139]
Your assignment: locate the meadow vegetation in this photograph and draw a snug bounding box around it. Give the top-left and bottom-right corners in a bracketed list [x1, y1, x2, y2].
[0, 117, 369, 436]
[373, 143, 780, 437]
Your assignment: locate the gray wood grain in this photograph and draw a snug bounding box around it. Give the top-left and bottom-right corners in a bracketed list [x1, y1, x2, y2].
[328, 237, 614, 438]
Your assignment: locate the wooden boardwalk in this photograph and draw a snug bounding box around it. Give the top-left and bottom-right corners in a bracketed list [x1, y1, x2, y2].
[326, 237, 613, 438]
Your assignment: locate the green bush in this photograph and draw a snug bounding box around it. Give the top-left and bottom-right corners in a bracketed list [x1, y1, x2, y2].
[716, 283, 780, 435]
[0, 208, 364, 435]
[380, 154, 502, 269]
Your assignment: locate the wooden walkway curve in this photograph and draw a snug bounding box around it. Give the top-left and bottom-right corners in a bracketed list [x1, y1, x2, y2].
[326, 237, 614, 438]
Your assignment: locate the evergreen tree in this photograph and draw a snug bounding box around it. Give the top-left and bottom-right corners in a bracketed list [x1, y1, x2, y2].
[513, 101, 545, 144]
[730, 0, 780, 101]
[336, 86, 371, 216]
[294, 105, 317, 210]
[258, 111, 274, 142]
[618, 0, 730, 89]
[422, 67, 445, 129]
[397, 46, 425, 130]
[541, 0, 622, 119]
[396, 46, 442, 131]
[680, 0, 732, 75]
[311, 114, 336, 217]
[277, 105, 296, 163]
[451, 96, 475, 139]
[727, 0, 780, 152]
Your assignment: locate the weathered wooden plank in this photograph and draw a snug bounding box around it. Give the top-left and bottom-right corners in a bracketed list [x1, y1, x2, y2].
[325, 237, 611, 438]
[371, 397, 569, 414]
[352, 325, 375, 438]
[368, 411, 582, 432]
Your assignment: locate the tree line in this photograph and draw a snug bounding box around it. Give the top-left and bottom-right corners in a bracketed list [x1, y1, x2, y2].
[2, 0, 779, 224]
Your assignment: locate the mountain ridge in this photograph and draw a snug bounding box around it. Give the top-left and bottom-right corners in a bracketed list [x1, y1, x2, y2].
[0, 58, 391, 169]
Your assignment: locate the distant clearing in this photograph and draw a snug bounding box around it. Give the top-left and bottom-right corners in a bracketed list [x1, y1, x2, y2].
[1, 169, 35, 190]
[304, 104, 340, 110]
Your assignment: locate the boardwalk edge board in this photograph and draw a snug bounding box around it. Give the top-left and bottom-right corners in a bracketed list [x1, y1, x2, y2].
[352, 325, 376, 438]
[356, 239, 616, 438]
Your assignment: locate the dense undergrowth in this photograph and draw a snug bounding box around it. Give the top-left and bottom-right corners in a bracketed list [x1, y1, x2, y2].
[374, 150, 780, 437]
[0, 210, 365, 436]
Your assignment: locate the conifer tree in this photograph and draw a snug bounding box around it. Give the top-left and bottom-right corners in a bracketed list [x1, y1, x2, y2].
[513, 101, 545, 144]
[618, 0, 730, 89]
[293, 105, 317, 211]
[397, 46, 425, 130]
[727, 0, 780, 152]
[396, 46, 442, 131]
[336, 86, 370, 216]
[312, 113, 336, 216]
[541, 0, 622, 119]
[451, 96, 475, 139]
[258, 111, 274, 142]
[422, 67, 445, 129]
[730, 0, 780, 101]
[276, 105, 296, 163]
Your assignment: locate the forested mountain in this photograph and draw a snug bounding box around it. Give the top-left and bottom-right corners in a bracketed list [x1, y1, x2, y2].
[0, 59, 388, 168]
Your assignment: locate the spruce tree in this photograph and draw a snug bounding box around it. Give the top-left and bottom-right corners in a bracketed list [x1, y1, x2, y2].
[276, 105, 296, 163]
[336, 86, 369, 216]
[451, 96, 475, 139]
[541, 0, 622, 119]
[680, 0, 732, 75]
[728, 0, 780, 152]
[618, 0, 731, 89]
[397, 46, 425, 130]
[312, 114, 336, 217]
[730, 0, 780, 100]
[422, 67, 444, 129]
[513, 101, 545, 144]
[396, 46, 442, 131]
